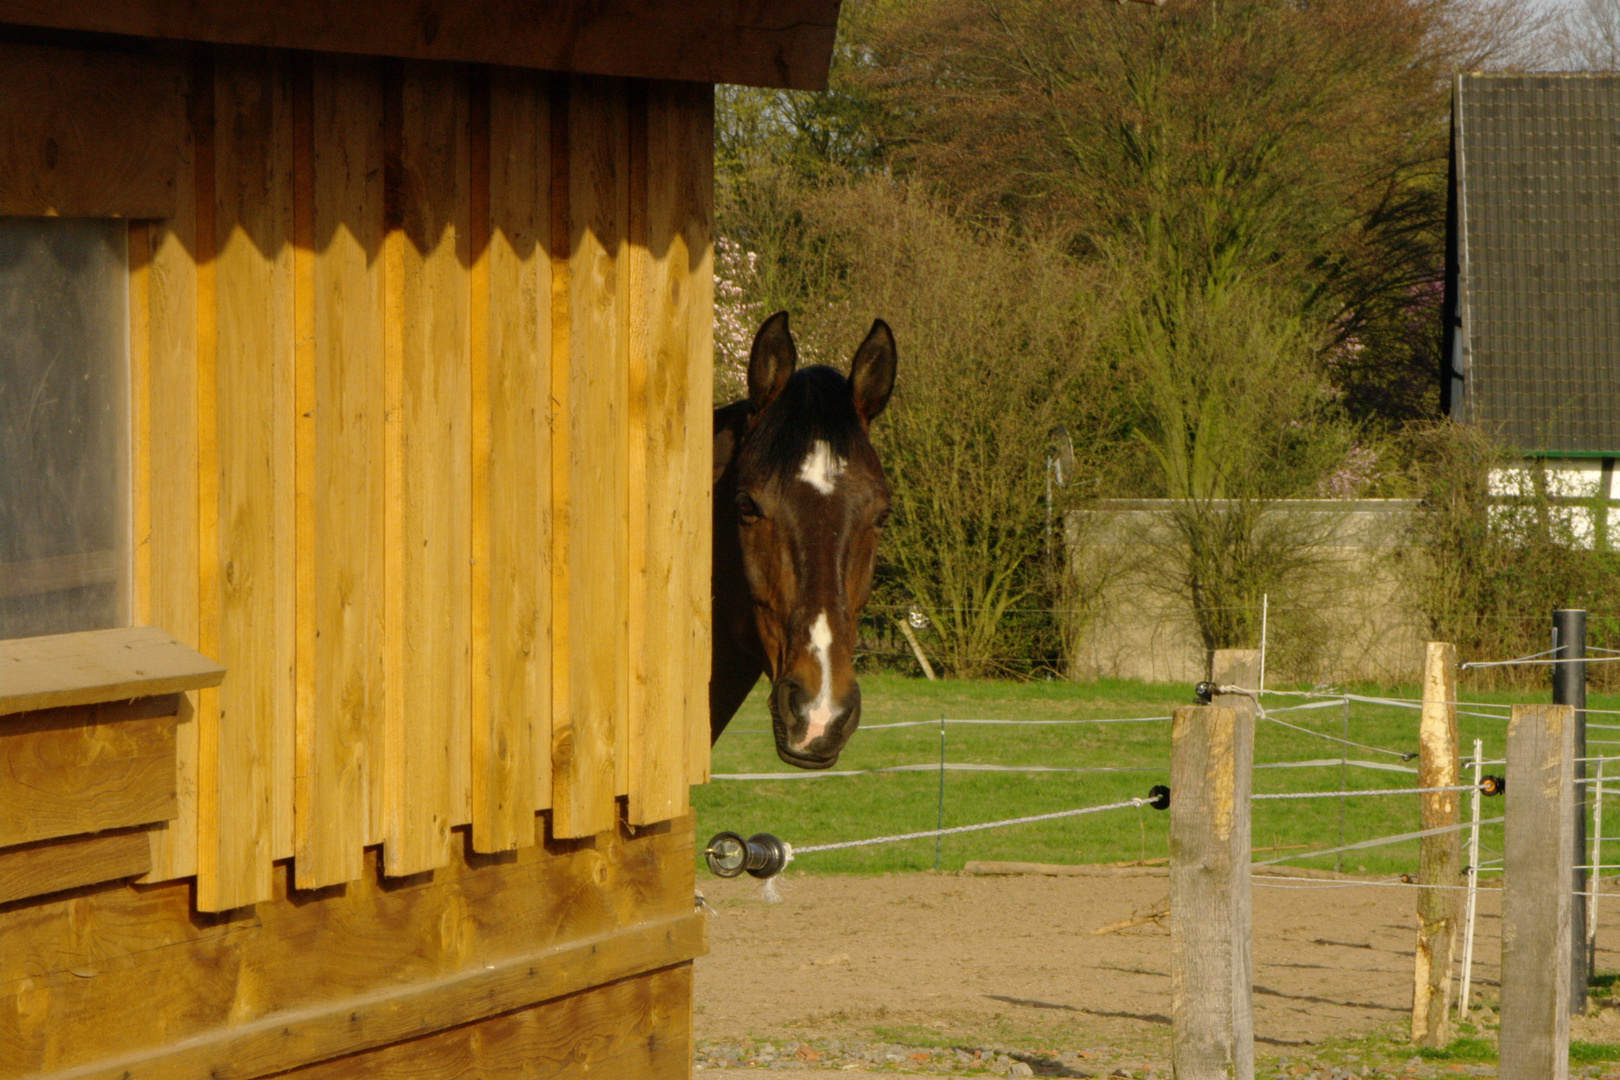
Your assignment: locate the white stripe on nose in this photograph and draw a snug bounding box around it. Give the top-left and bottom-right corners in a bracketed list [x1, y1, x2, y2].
[799, 610, 838, 746]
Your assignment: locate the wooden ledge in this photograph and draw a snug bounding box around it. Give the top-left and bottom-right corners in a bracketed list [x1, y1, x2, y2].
[0, 626, 224, 717]
[47, 910, 708, 1080]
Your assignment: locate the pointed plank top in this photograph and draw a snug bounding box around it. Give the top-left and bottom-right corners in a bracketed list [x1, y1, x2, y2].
[0, 626, 225, 717]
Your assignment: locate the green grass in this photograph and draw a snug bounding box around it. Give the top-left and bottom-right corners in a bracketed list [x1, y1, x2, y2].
[1572, 1042, 1620, 1064]
[694, 672, 1620, 876]
[1415, 1037, 1497, 1062]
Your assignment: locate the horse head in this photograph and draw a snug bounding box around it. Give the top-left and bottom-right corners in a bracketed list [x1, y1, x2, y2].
[711, 311, 896, 769]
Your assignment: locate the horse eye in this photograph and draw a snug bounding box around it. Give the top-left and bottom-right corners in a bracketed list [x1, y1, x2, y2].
[874, 508, 891, 531]
[734, 492, 763, 522]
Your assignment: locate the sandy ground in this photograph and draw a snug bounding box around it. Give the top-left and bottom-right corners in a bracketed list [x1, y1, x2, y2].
[692, 866, 1620, 1076]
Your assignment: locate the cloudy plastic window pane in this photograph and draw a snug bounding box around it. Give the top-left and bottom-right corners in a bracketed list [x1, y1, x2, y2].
[0, 219, 129, 639]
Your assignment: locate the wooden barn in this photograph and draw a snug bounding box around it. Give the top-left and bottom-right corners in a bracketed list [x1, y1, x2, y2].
[0, 4, 840, 1076]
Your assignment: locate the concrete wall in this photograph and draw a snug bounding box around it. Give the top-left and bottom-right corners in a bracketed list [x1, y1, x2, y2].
[1066, 500, 1427, 686]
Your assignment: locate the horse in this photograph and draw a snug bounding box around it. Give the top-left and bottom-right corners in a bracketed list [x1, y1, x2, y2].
[711, 311, 896, 769]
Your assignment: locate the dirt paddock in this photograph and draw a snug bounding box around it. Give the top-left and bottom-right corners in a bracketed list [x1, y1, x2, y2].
[693, 867, 1620, 1077]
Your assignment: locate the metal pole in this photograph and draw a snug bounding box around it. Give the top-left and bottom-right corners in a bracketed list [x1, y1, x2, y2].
[1591, 755, 1605, 979]
[1459, 738, 1484, 1019]
[934, 716, 946, 871]
[1553, 608, 1588, 1012]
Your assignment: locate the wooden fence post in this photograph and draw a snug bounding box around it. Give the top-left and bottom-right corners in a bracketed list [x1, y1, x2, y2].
[1413, 641, 1461, 1047]
[1171, 693, 1254, 1080]
[1500, 703, 1575, 1080]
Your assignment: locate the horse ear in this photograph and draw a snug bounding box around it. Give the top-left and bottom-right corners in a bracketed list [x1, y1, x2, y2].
[848, 319, 897, 424]
[748, 311, 797, 413]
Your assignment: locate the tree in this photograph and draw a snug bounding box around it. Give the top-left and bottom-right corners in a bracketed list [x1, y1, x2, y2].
[1556, 0, 1620, 68]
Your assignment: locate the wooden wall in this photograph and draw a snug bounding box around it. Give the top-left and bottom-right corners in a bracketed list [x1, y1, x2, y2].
[114, 45, 714, 911]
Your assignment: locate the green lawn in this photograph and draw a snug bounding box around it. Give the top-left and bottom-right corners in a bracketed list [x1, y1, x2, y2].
[694, 672, 1620, 877]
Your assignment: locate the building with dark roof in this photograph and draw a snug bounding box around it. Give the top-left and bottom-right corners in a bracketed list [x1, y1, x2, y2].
[1444, 72, 1620, 541]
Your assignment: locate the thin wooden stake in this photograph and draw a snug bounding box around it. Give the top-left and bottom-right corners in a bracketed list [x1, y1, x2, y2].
[1500, 703, 1575, 1080]
[898, 617, 937, 681]
[1413, 641, 1461, 1047]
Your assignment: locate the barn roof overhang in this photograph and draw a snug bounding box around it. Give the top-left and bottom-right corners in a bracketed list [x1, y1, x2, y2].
[0, 0, 843, 89]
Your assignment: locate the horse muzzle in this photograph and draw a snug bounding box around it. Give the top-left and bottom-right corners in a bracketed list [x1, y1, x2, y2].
[769, 677, 861, 769]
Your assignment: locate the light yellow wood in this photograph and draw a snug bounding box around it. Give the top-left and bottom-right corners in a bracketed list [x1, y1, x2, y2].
[0, 696, 180, 847]
[468, 69, 493, 854]
[682, 83, 715, 789]
[0, 42, 186, 217]
[293, 56, 386, 890]
[0, 627, 223, 716]
[0, 826, 153, 906]
[552, 75, 628, 839]
[629, 81, 696, 824]
[0, 808, 697, 1078]
[47, 913, 703, 1080]
[472, 68, 552, 851]
[200, 55, 295, 911]
[150, 52, 211, 884]
[278, 965, 694, 1080]
[623, 82, 647, 804]
[547, 75, 572, 823]
[383, 61, 472, 876]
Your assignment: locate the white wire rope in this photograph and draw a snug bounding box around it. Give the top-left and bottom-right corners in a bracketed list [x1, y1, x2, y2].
[711, 756, 1418, 781]
[1252, 784, 1476, 801]
[1253, 816, 1506, 866]
[787, 796, 1152, 857]
[1257, 709, 1413, 761]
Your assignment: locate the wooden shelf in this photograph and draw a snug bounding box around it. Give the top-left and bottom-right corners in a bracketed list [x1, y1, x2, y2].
[0, 625, 224, 718]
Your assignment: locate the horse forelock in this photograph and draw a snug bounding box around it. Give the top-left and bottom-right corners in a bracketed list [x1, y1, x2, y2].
[739, 366, 869, 486]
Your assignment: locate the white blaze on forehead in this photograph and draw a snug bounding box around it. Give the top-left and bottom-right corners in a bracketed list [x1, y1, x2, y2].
[796, 440, 847, 496]
[798, 610, 839, 747]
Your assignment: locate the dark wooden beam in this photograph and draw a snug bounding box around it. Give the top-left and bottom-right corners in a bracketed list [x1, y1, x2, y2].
[0, 1, 843, 89]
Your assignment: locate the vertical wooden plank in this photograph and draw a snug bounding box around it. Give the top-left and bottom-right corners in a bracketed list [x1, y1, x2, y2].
[629, 81, 708, 824]
[623, 82, 647, 805]
[145, 53, 205, 884]
[683, 84, 714, 790]
[382, 61, 472, 876]
[474, 66, 551, 851]
[1208, 649, 1256, 1080]
[468, 68, 492, 849]
[1413, 641, 1461, 1047]
[1500, 703, 1574, 1080]
[294, 56, 386, 888]
[199, 50, 295, 910]
[551, 75, 628, 839]
[1170, 698, 1254, 1080]
[547, 76, 572, 824]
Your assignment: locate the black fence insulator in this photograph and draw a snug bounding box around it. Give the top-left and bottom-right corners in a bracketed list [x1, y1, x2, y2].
[704, 831, 791, 879]
[1148, 784, 1171, 810]
[1193, 681, 1215, 704]
[1481, 775, 1506, 797]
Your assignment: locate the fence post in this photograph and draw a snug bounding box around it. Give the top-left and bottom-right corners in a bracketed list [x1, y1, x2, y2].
[1552, 608, 1587, 1013]
[1210, 649, 1259, 1080]
[1500, 703, 1575, 1080]
[1171, 696, 1254, 1080]
[1412, 641, 1461, 1047]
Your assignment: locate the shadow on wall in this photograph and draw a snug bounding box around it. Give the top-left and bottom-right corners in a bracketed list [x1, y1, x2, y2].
[1065, 500, 1426, 685]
